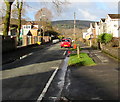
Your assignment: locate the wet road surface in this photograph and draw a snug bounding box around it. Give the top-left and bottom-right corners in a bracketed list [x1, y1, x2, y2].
[2, 43, 68, 101]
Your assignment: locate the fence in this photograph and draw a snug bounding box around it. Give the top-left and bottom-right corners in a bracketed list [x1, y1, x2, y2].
[2, 35, 52, 53]
[22, 35, 51, 46]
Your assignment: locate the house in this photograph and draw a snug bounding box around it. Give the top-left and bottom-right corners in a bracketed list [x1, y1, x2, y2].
[95, 22, 100, 37]
[21, 22, 39, 36]
[99, 18, 106, 35]
[106, 14, 120, 37]
[0, 23, 18, 36]
[83, 32, 87, 39]
[84, 23, 96, 39]
[8, 24, 18, 36]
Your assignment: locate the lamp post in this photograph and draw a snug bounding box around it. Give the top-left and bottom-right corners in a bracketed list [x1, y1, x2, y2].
[74, 12, 76, 41]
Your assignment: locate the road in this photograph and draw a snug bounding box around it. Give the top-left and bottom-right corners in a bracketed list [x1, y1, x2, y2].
[1, 43, 119, 101]
[2, 43, 67, 101]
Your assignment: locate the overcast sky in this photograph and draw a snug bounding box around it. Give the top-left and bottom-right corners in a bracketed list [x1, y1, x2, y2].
[0, 0, 119, 21]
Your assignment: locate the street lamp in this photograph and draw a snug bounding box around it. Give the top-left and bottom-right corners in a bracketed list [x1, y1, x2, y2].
[74, 12, 76, 41]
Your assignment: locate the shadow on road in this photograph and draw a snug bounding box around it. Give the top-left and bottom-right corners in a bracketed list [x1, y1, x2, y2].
[61, 64, 118, 101]
[2, 69, 55, 101]
[2, 45, 66, 71]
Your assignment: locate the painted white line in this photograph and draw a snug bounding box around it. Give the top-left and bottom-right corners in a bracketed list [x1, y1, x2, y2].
[63, 51, 66, 55]
[37, 67, 59, 101]
[20, 53, 33, 59]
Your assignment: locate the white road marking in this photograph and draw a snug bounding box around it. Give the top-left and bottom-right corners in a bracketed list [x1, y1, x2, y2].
[20, 53, 33, 59]
[63, 51, 66, 55]
[37, 67, 59, 101]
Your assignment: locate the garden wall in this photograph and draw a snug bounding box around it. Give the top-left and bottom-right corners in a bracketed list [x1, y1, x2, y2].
[2, 36, 17, 53]
[101, 44, 120, 60]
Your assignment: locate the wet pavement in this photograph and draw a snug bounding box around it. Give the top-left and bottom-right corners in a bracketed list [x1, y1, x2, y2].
[60, 46, 119, 101]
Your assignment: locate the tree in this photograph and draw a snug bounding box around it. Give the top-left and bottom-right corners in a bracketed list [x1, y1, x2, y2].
[11, 3, 25, 20]
[35, 8, 53, 41]
[3, 0, 15, 36]
[16, 0, 23, 38]
[52, 0, 70, 14]
[98, 33, 113, 44]
[35, 8, 52, 21]
[0, 2, 6, 19]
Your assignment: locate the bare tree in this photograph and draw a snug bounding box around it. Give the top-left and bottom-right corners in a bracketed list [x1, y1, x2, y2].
[35, 0, 69, 21]
[52, 0, 70, 15]
[35, 8, 52, 21]
[3, 0, 15, 36]
[0, 2, 6, 19]
[11, 3, 25, 19]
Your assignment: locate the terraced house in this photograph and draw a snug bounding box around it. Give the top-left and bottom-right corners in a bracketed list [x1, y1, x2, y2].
[106, 14, 120, 38]
[83, 14, 120, 40]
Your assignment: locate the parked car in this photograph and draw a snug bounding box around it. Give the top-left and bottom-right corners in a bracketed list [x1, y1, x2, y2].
[52, 39, 60, 44]
[60, 39, 72, 48]
[66, 38, 72, 42]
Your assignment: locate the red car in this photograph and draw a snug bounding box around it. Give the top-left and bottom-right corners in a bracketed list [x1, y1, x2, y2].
[60, 39, 72, 48]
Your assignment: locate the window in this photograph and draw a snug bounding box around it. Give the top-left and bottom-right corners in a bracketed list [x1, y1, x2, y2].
[23, 26, 26, 29]
[114, 25, 117, 27]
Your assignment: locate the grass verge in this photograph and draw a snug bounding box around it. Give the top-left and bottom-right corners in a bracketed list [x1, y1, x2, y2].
[68, 53, 96, 66]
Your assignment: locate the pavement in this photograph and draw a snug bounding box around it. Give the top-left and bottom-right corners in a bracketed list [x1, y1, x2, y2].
[60, 46, 119, 101]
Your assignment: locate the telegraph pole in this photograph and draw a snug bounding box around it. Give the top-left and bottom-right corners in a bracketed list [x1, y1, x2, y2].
[74, 12, 76, 41]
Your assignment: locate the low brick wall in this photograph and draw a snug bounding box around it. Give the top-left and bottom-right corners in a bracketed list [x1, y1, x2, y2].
[2, 36, 17, 53]
[101, 44, 120, 60]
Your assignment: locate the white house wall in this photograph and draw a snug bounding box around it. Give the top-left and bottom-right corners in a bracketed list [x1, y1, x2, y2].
[34, 25, 38, 28]
[99, 21, 106, 34]
[106, 15, 120, 37]
[23, 29, 30, 35]
[95, 23, 100, 36]
[83, 32, 87, 39]
[111, 20, 120, 37]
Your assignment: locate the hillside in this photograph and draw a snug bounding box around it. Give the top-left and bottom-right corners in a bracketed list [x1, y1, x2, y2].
[52, 20, 95, 29]
[0, 17, 27, 25]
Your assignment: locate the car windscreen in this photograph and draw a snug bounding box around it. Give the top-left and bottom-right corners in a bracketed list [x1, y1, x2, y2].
[62, 40, 70, 42]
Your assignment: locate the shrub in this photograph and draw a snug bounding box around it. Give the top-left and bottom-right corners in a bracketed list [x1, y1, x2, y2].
[98, 33, 113, 44]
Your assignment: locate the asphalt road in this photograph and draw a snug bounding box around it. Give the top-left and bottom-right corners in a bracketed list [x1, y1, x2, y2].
[2, 43, 67, 101]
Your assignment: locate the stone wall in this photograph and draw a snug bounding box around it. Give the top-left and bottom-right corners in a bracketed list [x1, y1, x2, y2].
[101, 44, 120, 60]
[86, 39, 120, 60]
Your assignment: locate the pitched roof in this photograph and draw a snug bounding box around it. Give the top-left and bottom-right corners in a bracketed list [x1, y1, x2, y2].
[95, 22, 99, 25]
[32, 26, 38, 29]
[108, 14, 120, 19]
[101, 18, 105, 22]
[96, 22, 99, 25]
[24, 21, 41, 25]
[25, 22, 33, 25]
